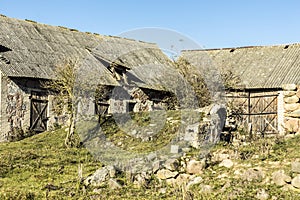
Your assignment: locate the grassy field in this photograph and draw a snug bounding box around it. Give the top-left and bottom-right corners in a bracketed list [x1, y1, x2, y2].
[1, 113, 300, 199]
[0, 129, 100, 199]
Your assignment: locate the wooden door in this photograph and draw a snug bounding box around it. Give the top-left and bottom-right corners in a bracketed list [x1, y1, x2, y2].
[30, 92, 48, 132]
[227, 91, 278, 136]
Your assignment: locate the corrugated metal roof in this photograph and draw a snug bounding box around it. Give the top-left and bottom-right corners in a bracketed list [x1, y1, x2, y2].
[181, 43, 300, 89]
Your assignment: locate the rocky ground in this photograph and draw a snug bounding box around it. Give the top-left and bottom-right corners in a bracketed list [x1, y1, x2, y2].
[84, 132, 300, 199]
[1, 118, 300, 199]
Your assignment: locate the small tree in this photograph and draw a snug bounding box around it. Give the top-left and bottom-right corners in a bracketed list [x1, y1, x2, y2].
[175, 57, 211, 107]
[44, 59, 78, 147]
[219, 68, 242, 90]
[175, 57, 241, 107]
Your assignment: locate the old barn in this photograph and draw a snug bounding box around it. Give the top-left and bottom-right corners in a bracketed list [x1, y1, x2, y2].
[0, 15, 178, 142]
[181, 43, 300, 136]
[87, 36, 181, 115]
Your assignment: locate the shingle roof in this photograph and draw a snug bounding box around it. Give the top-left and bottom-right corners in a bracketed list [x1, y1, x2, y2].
[181, 43, 300, 89]
[0, 15, 179, 91]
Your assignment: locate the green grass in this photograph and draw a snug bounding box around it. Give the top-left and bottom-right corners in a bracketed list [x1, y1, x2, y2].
[100, 111, 181, 153]
[0, 110, 202, 199]
[0, 129, 101, 199]
[1, 112, 300, 199]
[77, 110, 202, 157]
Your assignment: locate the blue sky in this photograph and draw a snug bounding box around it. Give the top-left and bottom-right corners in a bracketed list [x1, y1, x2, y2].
[1, 0, 300, 49]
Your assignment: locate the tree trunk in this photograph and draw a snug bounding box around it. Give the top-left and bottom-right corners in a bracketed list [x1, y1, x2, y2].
[65, 112, 75, 147]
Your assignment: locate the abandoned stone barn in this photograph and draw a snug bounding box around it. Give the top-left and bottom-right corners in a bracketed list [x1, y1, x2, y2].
[181, 43, 300, 136]
[0, 15, 178, 142]
[86, 36, 181, 115]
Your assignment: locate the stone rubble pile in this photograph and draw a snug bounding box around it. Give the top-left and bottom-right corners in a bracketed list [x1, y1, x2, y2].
[83, 95, 300, 195]
[84, 155, 207, 189]
[83, 148, 300, 197]
[83, 150, 236, 191]
[271, 161, 300, 191]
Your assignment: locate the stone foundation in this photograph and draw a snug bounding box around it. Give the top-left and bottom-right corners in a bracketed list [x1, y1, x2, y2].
[283, 84, 300, 134]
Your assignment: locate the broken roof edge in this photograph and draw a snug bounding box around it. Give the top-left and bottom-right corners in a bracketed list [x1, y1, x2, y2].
[226, 86, 282, 92]
[181, 42, 300, 52]
[90, 52, 131, 70]
[104, 35, 157, 45]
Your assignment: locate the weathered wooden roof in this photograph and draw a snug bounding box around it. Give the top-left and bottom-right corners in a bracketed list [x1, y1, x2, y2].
[0, 15, 179, 91]
[181, 43, 300, 89]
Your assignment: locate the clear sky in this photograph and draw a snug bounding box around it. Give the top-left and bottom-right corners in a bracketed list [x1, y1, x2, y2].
[0, 0, 300, 49]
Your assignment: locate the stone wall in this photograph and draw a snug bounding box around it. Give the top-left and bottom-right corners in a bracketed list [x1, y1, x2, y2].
[283, 84, 300, 134]
[183, 104, 227, 149]
[0, 76, 69, 142]
[107, 86, 168, 114]
[0, 76, 29, 142]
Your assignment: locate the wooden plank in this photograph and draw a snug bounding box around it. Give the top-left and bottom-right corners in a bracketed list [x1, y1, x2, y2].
[232, 112, 277, 116]
[227, 91, 278, 134]
[262, 115, 278, 132]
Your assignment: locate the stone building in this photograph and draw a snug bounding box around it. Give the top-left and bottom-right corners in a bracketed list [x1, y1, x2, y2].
[181, 43, 300, 136]
[0, 15, 179, 141]
[87, 36, 180, 115]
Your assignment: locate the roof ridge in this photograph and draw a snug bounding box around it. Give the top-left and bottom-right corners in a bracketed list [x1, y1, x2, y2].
[0, 14, 156, 45]
[0, 14, 88, 34]
[182, 43, 300, 52]
[104, 35, 157, 45]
